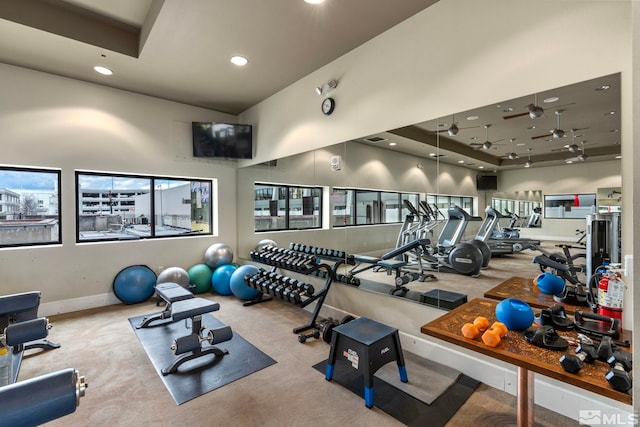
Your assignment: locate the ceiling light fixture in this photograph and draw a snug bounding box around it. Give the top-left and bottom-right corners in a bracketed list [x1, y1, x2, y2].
[543, 97, 559, 103]
[93, 66, 113, 75]
[304, 0, 325, 4]
[230, 55, 248, 66]
[315, 79, 338, 96]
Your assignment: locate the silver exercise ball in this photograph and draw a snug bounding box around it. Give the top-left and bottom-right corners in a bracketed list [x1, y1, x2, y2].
[156, 266, 190, 288]
[255, 239, 277, 252]
[204, 243, 234, 269]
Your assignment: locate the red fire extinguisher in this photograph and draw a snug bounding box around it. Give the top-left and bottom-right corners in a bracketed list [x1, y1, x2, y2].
[597, 272, 624, 324]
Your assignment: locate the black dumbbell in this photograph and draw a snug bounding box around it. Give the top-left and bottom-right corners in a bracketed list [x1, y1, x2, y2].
[298, 329, 320, 343]
[302, 283, 315, 296]
[559, 343, 598, 374]
[605, 350, 632, 392]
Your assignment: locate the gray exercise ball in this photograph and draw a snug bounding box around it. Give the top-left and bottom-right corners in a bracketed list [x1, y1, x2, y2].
[255, 239, 277, 252]
[156, 266, 190, 288]
[204, 243, 234, 269]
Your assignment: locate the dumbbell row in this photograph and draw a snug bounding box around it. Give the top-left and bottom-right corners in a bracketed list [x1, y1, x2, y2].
[244, 269, 315, 304]
[250, 247, 317, 273]
[288, 242, 347, 260]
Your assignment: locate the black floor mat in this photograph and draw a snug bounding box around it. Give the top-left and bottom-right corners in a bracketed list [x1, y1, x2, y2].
[313, 359, 479, 427]
[129, 313, 276, 404]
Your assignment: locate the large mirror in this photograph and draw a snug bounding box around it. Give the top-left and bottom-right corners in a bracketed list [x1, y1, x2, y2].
[238, 73, 622, 307]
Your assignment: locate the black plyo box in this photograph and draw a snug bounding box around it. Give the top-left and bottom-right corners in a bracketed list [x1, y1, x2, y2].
[420, 289, 468, 310]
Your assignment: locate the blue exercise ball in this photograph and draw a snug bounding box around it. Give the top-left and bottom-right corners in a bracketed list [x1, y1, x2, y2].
[113, 265, 157, 304]
[212, 264, 237, 296]
[495, 298, 534, 330]
[534, 272, 565, 295]
[229, 265, 261, 300]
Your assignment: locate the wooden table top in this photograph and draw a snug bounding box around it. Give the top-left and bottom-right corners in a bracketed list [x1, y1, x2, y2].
[420, 298, 632, 405]
[484, 276, 586, 314]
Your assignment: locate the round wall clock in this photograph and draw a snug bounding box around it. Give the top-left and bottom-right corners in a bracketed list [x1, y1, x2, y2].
[321, 97, 335, 115]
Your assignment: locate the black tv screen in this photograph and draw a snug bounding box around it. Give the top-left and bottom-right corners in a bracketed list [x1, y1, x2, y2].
[192, 122, 253, 159]
[476, 175, 498, 191]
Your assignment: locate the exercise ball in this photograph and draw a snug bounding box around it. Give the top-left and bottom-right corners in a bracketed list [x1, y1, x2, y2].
[188, 263, 213, 294]
[212, 264, 237, 295]
[495, 298, 534, 330]
[204, 243, 234, 269]
[255, 239, 277, 252]
[534, 272, 565, 295]
[157, 266, 190, 288]
[229, 265, 261, 300]
[113, 265, 156, 304]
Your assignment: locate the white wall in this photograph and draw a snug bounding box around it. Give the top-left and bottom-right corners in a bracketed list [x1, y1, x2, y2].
[0, 63, 239, 309]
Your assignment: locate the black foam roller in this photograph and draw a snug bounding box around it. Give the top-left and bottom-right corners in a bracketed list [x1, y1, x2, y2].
[5, 318, 48, 346]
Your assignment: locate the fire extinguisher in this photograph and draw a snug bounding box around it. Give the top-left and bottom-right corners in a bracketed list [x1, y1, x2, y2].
[597, 271, 624, 323]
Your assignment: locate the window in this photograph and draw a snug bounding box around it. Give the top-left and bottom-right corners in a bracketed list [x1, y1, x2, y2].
[0, 166, 61, 248]
[254, 183, 322, 232]
[76, 172, 213, 242]
[332, 188, 419, 227]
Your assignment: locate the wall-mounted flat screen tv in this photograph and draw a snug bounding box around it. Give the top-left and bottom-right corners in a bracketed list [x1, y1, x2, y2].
[476, 175, 498, 191]
[192, 122, 253, 159]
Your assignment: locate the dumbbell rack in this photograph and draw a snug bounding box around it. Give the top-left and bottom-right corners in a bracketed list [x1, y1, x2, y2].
[287, 242, 360, 286]
[246, 246, 336, 336]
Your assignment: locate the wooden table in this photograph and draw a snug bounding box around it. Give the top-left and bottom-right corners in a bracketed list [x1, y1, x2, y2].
[420, 298, 632, 426]
[484, 276, 586, 314]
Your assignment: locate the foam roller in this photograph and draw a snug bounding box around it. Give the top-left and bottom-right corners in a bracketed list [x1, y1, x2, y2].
[208, 325, 233, 344]
[5, 318, 49, 346]
[0, 368, 87, 427]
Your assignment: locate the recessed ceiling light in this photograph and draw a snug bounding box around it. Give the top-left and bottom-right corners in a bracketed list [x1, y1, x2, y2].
[94, 66, 113, 75]
[429, 153, 437, 157]
[466, 116, 479, 121]
[609, 129, 620, 133]
[230, 56, 248, 66]
[304, 0, 325, 4]
[595, 85, 611, 91]
[605, 111, 616, 115]
[615, 155, 622, 159]
[543, 97, 559, 103]
[389, 142, 397, 146]
[458, 160, 464, 164]
[478, 166, 484, 169]
[503, 107, 514, 113]
[516, 143, 526, 146]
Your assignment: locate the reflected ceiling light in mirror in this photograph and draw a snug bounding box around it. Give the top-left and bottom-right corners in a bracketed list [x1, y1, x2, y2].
[304, 0, 325, 4]
[94, 65, 113, 75]
[467, 115, 479, 121]
[388, 142, 397, 146]
[595, 85, 611, 91]
[544, 97, 559, 103]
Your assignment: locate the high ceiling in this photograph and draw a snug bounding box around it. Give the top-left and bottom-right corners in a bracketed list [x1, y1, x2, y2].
[0, 1, 621, 170]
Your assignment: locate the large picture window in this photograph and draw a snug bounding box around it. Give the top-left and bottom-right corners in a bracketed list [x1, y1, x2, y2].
[254, 183, 322, 232]
[0, 166, 61, 248]
[76, 171, 213, 242]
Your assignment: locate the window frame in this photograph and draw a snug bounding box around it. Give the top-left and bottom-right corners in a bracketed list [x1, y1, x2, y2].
[76, 171, 214, 243]
[0, 165, 62, 248]
[254, 182, 323, 232]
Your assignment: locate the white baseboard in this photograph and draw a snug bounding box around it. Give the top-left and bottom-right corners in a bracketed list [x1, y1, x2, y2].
[40, 293, 121, 317]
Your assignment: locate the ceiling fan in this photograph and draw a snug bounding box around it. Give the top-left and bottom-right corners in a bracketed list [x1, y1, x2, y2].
[503, 95, 545, 120]
[429, 114, 479, 136]
[531, 110, 568, 140]
[470, 124, 504, 150]
[565, 141, 588, 162]
[501, 139, 519, 160]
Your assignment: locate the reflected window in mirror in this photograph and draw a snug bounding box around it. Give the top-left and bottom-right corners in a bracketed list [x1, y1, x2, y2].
[254, 183, 322, 232]
[427, 194, 475, 215]
[544, 193, 596, 219]
[332, 188, 418, 227]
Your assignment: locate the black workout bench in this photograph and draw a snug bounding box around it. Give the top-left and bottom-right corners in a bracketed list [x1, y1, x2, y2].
[136, 282, 196, 328]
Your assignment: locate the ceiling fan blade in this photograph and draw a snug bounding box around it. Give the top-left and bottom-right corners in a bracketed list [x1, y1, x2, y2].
[531, 132, 552, 140]
[502, 111, 530, 120]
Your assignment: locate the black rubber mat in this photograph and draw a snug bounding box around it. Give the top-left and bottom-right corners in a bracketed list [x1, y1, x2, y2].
[129, 313, 276, 405]
[313, 359, 479, 427]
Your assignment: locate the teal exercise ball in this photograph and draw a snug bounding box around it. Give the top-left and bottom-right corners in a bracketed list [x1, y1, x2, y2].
[495, 298, 534, 330]
[113, 265, 156, 304]
[188, 263, 213, 294]
[212, 264, 237, 295]
[534, 272, 565, 295]
[230, 265, 261, 300]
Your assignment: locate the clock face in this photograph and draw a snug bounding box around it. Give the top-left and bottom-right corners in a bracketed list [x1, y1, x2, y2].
[322, 97, 335, 115]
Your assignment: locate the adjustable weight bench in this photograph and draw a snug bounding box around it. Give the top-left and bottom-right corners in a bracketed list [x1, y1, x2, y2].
[160, 297, 233, 375]
[136, 282, 195, 328]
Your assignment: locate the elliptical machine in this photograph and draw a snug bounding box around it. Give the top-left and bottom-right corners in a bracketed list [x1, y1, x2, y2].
[402, 201, 485, 277]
